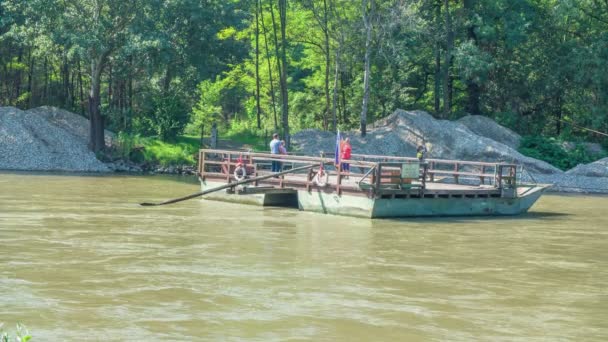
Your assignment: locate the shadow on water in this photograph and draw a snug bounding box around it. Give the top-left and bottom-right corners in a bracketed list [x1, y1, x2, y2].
[382, 211, 571, 225]
[0, 170, 199, 185]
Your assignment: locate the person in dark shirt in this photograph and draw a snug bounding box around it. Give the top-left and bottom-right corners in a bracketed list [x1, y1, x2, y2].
[269, 133, 281, 172]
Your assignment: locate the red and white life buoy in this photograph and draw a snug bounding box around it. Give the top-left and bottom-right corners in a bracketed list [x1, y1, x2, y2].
[234, 165, 247, 181]
[314, 169, 328, 187]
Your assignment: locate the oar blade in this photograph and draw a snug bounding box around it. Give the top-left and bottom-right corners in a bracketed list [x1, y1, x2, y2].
[139, 202, 158, 206]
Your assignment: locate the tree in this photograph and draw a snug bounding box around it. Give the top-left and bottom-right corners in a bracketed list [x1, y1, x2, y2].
[278, 0, 290, 145]
[360, 0, 374, 137]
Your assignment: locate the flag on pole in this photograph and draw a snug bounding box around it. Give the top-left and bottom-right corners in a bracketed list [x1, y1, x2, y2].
[334, 129, 341, 165]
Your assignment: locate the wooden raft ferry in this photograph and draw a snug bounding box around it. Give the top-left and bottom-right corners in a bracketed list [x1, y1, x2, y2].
[197, 149, 550, 218]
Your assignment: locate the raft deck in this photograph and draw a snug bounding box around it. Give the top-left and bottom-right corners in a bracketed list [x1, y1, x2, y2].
[198, 149, 518, 199]
[196, 149, 552, 218]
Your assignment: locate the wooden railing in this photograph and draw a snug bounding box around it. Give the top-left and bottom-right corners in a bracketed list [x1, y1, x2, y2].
[198, 149, 518, 196]
[320, 152, 516, 187]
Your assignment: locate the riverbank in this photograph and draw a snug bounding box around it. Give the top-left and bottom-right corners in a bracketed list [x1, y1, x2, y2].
[2, 106, 608, 193]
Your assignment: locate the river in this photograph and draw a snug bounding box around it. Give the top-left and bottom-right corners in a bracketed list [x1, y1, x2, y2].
[1, 173, 607, 341]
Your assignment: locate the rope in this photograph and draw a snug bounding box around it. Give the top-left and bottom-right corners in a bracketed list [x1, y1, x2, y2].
[552, 117, 608, 138]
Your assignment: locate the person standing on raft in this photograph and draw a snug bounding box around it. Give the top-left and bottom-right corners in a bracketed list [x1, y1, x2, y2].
[416, 144, 426, 161]
[270, 133, 281, 172]
[341, 137, 352, 179]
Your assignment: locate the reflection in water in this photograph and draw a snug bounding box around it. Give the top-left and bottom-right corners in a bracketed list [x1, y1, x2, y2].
[1, 172, 607, 341]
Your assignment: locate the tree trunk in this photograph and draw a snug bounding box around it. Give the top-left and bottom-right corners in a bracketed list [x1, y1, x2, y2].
[27, 48, 34, 108]
[15, 48, 23, 105]
[70, 64, 76, 109]
[78, 58, 85, 116]
[442, 0, 453, 118]
[360, 0, 374, 137]
[62, 53, 70, 108]
[434, 0, 441, 114]
[260, 1, 279, 130]
[269, 0, 283, 131]
[323, 0, 331, 131]
[43, 56, 48, 104]
[463, 0, 480, 115]
[89, 55, 108, 153]
[555, 94, 562, 135]
[108, 62, 113, 105]
[255, 0, 262, 129]
[163, 64, 172, 93]
[127, 56, 133, 117]
[278, 0, 290, 146]
[332, 42, 341, 132]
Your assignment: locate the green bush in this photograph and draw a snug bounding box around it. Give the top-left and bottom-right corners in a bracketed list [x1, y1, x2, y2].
[0, 323, 31, 342]
[111, 133, 200, 166]
[115, 132, 140, 159]
[141, 138, 197, 166]
[518, 135, 604, 170]
[133, 86, 190, 142]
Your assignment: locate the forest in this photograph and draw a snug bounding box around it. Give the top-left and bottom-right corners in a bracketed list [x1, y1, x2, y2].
[1, 0, 607, 153]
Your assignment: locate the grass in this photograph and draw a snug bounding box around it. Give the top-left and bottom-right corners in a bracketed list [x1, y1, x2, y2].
[113, 133, 200, 166]
[223, 129, 269, 152]
[140, 136, 199, 166]
[113, 130, 270, 166]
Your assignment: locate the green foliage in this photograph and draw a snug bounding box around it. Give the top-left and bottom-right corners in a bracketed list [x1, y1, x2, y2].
[1, 0, 607, 151]
[224, 125, 269, 152]
[144, 87, 190, 142]
[0, 323, 31, 342]
[115, 132, 141, 160]
[113, 133, 199, 166]
[518, 136, 605, 171]
[141, 138, 197, 166]
[188, 79, 223, 133]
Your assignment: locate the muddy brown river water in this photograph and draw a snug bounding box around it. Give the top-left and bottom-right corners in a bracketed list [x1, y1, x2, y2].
[1, 173, 607, 341]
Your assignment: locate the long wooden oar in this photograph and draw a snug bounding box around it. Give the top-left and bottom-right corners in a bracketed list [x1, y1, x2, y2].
[140, 164, 316, 206]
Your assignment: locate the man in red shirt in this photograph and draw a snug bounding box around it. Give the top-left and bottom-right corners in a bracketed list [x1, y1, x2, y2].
[341, 137, 352, 178]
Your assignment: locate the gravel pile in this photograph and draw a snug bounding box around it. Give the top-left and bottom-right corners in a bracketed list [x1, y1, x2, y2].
[26, 106, 115, 145]
[521, 172, 608, 194]
[292, 109, 608, 193]
[565, 158, 608, 178]
[457, 115, 521, 149]
[292, 109, 560, 174]
[0, 106, 109, 172]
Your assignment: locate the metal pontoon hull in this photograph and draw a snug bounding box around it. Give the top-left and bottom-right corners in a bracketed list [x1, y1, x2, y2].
[201, 179, 549, 218]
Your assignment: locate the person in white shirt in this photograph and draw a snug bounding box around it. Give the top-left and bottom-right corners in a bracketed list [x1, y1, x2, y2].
[269, 133, 281, 172]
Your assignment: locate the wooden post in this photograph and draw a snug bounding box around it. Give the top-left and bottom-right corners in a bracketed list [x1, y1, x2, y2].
[511, 166, 516, 186]
[375, 163, 382, 197]
[306, 167, 313, 192]
[200, 150, 206, 180]
[454, 162, 459, 184]
[337, 162, 342, 195]
[421, 163, 427, 196]
[496, 164, 503, 189]
[430, 161, 435, 182]
[481, 165, 486, 184]
[226, 153, 231, 182]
